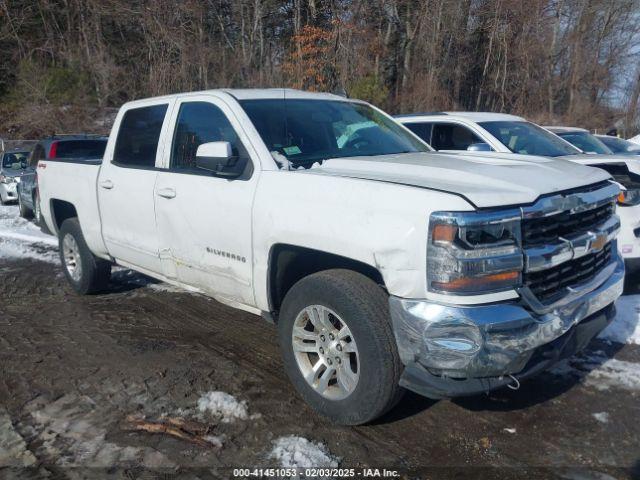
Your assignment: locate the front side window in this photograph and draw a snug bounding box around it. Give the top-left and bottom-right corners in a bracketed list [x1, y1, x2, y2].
[171, 102, 245, 171]
[113, 104, 168, 168]
[599, 136, 640, 154]
[479, 121, 580, 157]
[239, 99, 429, 168]
[431, 123, 483, 150]
[556, 132, 613, 155]
[404, 122, 433, 144]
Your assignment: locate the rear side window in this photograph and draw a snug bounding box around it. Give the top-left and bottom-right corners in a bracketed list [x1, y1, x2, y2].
[113, 104, 168, 168]
[404, 122, 433, 144]
[431, 123, 482, 150]
[53, 140, 107, 159]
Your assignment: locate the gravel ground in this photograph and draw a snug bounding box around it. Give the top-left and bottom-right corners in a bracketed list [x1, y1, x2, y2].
[0, 205, 639, 479]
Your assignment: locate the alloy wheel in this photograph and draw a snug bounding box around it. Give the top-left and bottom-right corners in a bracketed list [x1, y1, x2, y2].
[291, 305, 359, 400]
[62, 234, 83, 282]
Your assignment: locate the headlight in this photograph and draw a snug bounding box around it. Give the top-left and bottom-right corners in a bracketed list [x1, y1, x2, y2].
[617, 189, 640, 206]
[428, 210, 523, 294]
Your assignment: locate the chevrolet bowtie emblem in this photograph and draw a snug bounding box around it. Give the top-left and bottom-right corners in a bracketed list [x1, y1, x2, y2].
[591, 232, 607, 251]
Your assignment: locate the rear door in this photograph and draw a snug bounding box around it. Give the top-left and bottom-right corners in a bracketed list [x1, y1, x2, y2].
[98, 102, 173, 274]
[154, 96, 257, 305]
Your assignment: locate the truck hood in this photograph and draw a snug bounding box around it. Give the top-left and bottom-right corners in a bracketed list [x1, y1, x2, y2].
[557, 153, 640, 176]
[305, 152, 611, 208]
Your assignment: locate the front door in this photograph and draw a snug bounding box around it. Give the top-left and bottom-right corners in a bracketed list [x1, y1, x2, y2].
[154, 97, 257, 305]
[98, 102, 172, 273]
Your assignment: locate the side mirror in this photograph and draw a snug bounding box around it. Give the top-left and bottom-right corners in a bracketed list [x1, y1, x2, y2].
[195, 141, 244, 178]
[467, 142, 492, 152]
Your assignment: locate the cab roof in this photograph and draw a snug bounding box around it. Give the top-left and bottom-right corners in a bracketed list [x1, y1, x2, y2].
[122, 88, 350, 108]
[544, 126, 589, 133]
[395, 111, 525, 122]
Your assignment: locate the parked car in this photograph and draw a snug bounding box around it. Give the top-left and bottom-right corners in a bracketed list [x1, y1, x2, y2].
[39, 90, 622, 424]
[595, 134, 640, 156]
[395, 112, 640, 269]
[0, 149, 30, 204]
[544, 126, 614, 155]
[627, 134, 640, 145]
[18, 135, 107, 224]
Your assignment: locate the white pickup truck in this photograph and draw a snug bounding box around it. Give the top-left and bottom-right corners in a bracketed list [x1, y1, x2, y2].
[39, 89, 624, 425]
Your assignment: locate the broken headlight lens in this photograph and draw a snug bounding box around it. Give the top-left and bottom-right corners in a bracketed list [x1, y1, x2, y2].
[428, 210, 523, 294]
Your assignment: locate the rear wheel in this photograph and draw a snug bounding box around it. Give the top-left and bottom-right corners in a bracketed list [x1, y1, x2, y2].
[33, 192, 41, 224]
[58, 218, 111, 294]
[278, 269, 404, 425]
[33, 191, 51, 234]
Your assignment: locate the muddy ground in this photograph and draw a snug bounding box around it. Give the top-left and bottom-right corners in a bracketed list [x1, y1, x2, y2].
[0, 250, 639, 479]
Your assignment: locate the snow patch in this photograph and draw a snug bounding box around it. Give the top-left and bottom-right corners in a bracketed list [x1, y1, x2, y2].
[550, 351, 640, 391]
[269, 435, 339, 469]
[0, 205, 58, 264]
[592, 412, 609, 424]
[197, 391, 251, 423]
[583, 358, 640, 391]
[204, 435, 224, 448]
[599, 295, 640, 345]
[0, 237, 58, 264]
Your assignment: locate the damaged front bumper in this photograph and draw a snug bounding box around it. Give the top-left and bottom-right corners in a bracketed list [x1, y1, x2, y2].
[390, 252, 624, 399]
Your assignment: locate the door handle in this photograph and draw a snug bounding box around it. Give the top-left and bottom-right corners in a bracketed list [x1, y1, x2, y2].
[99, 180, 114, 190]
[157, 187, 176, 199]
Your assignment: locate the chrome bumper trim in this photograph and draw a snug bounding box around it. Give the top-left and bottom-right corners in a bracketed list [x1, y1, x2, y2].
[390, 252, 624, 379]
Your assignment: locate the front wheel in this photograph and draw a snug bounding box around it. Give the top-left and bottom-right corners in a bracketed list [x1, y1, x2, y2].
[278, 269, 404, 425]
[58, 218, 111, 294]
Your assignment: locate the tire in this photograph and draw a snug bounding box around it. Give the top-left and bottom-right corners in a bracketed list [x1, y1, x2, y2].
[33, 192, 41, 224]
[18, 191, 33, 219]
[58, 218, 111, 294]
[278, 269, 404, 425]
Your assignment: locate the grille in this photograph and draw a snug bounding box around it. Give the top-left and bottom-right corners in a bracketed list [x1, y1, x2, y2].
[523, 242, 612, 303]
[522, 203, 614, 247]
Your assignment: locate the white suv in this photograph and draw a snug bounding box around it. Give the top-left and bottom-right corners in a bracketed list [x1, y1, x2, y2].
[396, 112, 640, 268]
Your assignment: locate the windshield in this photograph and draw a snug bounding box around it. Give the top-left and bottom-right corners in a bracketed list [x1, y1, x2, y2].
[555, 131, 612, 155]
[239, 99, 430, 167]
[479, 121, 580, 157]
[2, 151, 29, 168]
[599, 135, 640, 154]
